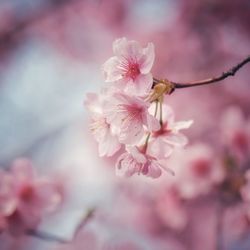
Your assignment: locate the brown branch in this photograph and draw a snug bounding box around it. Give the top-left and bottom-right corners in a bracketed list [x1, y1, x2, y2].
[26, 208, 95, 244]
[26, 229, 68, 244]
[153, 55, 250, 92]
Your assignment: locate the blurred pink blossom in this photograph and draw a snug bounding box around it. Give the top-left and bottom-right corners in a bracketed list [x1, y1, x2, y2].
[0, 158, 62, 235]
[102, 37, 155, 96]
[156, 187, 187, 231]
[221, 106, 250, 162]
[173, 144, 225, 199]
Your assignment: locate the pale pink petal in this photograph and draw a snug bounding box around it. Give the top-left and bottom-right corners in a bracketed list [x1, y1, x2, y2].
[90, 116, 109, 142]
[171, 120, 193, 131]
[0, 171, 17, 216]
[145, 112, 161, 132]
[142, 160, 162, 178]
[127, 146, 147, 163]
[148, 137, 173, 159]
[115, 153, 139, 177]
[163, 133, 188, 147]
[140, 43, 155, 74]
[102, 56, 122, 82]
[98, 132, 121, 157]
[126, 73, 153, 96]
[119, 120, 144, 145]
[112, 37, 128, 55]
[113, 37, 144, 61]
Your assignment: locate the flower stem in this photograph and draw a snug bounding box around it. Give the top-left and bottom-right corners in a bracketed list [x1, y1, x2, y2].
[142, 101, 159, 152]
[159, 96, 163, 127]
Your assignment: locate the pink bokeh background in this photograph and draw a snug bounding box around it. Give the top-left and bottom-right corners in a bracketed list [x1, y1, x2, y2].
[0, 1, 250, 250]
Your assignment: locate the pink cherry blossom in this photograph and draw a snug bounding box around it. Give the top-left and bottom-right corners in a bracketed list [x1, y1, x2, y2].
[115, 146, 173, 178]
[85, 92, 121, 157]
[0, 170, 16, 217]
[0, 159, 62, 235]
[149, 105, 193, 159]
[172, 144, 225, 199]
[102, 37, 155, 96]
[104, 92, 160, 145]
[156, 187, 187, 231]
[221, 106, 250, 162]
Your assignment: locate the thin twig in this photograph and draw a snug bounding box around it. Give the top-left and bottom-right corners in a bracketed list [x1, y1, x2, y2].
[216, 200, 224, 250]
[27, 229, 69, 244]
[26, 208, 95, 244]
[153, 56, 250, 91]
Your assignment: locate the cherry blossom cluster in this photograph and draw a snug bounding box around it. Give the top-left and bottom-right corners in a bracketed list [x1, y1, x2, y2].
[86, 38, 193, 178]
[0, 159, 62, 236]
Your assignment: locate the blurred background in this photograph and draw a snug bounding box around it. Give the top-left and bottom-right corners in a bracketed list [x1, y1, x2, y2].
[0, 0, 249, 249]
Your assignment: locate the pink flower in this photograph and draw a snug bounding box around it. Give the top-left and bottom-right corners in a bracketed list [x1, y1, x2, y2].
[115, 146, 173, 178]
[221, 106, 250, 161]
[104, 92, 160, 145]
[0, 170, 16, 217]
[85, 92, 121, 157]
[156, 187, 187, 231]
[149, 105, 193, 159]
[102, 37, 155, 96]
[0, 159, 62, 235]
[172, 144, 225, 199]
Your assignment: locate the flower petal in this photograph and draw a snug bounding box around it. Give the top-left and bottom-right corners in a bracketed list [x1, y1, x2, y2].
[126, 73, 153, 96]
[145, 112, 161, 132]
[142, 160, 162, 178]
[114, 38, 142, 58]
[115, 153, 139, 177]
[119, 121, 144, 145]
[98, 132, 121, 157]
[164, 133, 188, 147]
[102, 56, 122, 82]
[126, 146, 147, 163]
[171, 120, 193, 132]
[140, 42, 155, 74]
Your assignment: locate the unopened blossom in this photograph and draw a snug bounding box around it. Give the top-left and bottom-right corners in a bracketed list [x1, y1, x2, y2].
[116, 146, 173, 178]
[149, 105, 193, 159]
[102, 37, 155, 96]
[0, 159, 62, 235]
[85, 92, 121, 157]
[104, 92, 160, 145]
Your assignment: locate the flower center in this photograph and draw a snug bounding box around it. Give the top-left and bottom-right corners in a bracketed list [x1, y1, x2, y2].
[192, 159, 211, 177]
[19, 185, 34, 202]
[123, 62, 140, 81]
